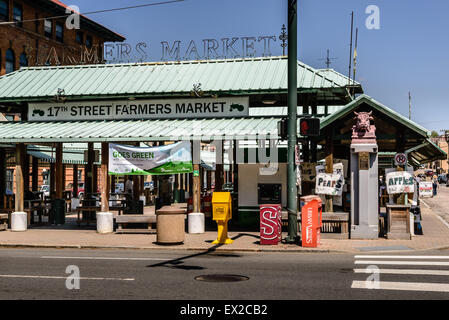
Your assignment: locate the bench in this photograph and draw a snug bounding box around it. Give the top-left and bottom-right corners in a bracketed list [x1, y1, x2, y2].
[282, 211, 349, 239]
[0, 214, 7, 231]
[115, 215, 156, 234]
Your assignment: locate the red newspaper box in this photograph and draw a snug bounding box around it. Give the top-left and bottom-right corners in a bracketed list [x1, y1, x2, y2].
[300, 196, 323, 247]
[260, 204, 282, 245]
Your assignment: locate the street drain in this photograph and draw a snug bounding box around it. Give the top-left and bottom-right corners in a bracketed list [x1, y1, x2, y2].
[194, 274, 249, 282]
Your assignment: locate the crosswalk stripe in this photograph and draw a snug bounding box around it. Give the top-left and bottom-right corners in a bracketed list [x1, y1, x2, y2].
[351, 280, 449, 293]
[354, 268, 449, 276]
[355, 255, 449, 260]
[354, 260, 449, 266]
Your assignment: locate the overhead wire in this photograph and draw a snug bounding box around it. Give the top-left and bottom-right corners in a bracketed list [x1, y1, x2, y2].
[0, 0, 185, 25]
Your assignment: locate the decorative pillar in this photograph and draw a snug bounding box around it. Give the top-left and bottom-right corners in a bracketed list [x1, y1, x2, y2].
[12, 143, 27, 231]
[350, 111, 379, 239]
[97, 142, 113, 233]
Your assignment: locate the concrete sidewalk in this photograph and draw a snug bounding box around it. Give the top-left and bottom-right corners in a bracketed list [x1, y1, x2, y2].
[0, 205, 448, 253]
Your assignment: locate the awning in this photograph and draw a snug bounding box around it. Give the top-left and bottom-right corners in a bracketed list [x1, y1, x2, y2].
[0, 118, 281, 143]
[406, 139, 447, 164]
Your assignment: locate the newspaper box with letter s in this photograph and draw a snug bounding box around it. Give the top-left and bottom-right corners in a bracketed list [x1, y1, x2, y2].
[260, 204, 282, 245]
[212, 192, 233, 244]
[300, 196, 323, 247]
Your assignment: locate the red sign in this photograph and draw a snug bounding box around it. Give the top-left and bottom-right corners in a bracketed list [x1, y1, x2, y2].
[260, 204, 282, 245]
[301, 197, 322, 247]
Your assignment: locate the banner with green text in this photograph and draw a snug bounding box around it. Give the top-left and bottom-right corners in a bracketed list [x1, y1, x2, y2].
[109, 141, 193, 175]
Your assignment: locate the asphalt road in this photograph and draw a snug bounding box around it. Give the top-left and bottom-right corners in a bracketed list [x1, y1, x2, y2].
[0, 247, 448, 301]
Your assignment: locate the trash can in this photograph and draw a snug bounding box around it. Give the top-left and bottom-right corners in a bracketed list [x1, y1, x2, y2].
[52, 199, 66, 225]
[259, 204, 282, 245]
[156, 206, 186, 244]
[125, 200, 143, 214]
[173, 189, 181, 203]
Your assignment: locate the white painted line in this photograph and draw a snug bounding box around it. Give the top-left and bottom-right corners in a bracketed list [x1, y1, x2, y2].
[351, 280, 449, 292]
[355, 255, 449, 259]
[355, 260, 449, 266]
[435, 214, 449, 230]
[420, 199, 430, 208]
[354, 268, 449, 276]
[0, 275, 134, 281]
[41, 256, 170, 261]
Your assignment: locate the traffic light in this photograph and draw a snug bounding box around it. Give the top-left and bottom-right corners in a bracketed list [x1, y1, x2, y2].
[278, 118, 288, 140]
[300, 118, 320, 136]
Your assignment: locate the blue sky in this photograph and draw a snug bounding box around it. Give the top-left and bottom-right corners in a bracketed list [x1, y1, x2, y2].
[72, 0, 449, 133]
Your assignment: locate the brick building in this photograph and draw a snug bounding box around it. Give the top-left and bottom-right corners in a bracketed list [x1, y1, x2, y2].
[0, 0, 125, 76]
[0, 0, 124, 196]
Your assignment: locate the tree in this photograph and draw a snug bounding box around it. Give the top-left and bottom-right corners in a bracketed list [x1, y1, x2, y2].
[431, 130, 439, 138]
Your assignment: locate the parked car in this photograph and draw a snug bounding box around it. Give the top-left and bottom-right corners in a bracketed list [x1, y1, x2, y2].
[438, 174, 448, 184]
[40, 185, 50, 198]
[66, 182, 99, 200]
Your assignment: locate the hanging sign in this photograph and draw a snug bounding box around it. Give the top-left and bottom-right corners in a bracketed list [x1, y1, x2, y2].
[28, 97, 249, 122]
[386, 171, 414, 194]
[315, 173, 344, 196]
[394, 153, 407, 166]
[300, 162, 317, 182]
[419, 182, 433, 198]
[108, 141, 193, 175]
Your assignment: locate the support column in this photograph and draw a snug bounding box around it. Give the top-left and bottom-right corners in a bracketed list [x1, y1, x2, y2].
[233, 140, 239, 218]
[286, 0, 299, 243]
[0, 150, 5, 207]
[325, 136, 334, 213]
[192, 140, 202, 213]
[98, 142, 113, 233]
[32, 156, 39, 192]
[73, 164, 79, 197]
[49, 163, 55, 200]
[12, 143, 27, 231]
[85, 143, 94, 196]
[214, 140, 224, 192]
[55, 143, 63, 199]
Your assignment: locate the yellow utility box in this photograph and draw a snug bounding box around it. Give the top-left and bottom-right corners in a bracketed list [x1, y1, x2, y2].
[212, 192, 232, 221]
[211, 192, 233, 244]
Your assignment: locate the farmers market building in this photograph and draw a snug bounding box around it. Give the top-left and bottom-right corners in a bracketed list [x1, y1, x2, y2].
[0, 56, 445, 238]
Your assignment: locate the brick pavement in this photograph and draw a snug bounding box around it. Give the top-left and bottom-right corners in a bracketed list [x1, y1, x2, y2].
[0, 205, 448, 253]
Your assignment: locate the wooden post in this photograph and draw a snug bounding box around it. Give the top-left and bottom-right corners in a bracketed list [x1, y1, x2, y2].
[101, 142, 110, 212]
[93, 164, 98, 195]
[23, 153, 30, 193]
[215, 140, 224, 191]
[15, 144, 25, 212]
[0, 149, 5, 207]
[55, 143, 63, 199]
[233, 140, 239, 216]
[86, 142, 94, 195]
[73, 164, 78, 197]
[50, 163, 55, 200]
[32, 156, 39, 192]
[325, 136, 334, 213]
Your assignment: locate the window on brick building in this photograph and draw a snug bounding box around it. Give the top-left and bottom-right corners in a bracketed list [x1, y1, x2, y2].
[76, 31, 84, 45]
[13, 3, 23, 27]
[56, 22, 64, 42]
[6, 49, 15, 74]
[0, 0, 8, 21]
[86, 35, 93, 48]
[44, 19, 52, 38]
[19, 53, 28, 68]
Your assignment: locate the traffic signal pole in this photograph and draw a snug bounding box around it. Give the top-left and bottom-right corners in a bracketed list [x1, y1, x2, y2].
[285, 0, 299, 244]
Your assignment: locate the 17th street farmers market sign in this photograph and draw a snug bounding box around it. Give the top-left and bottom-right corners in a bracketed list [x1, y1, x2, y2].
[28, 97, 249, 122]
[109, 141, 193, 175]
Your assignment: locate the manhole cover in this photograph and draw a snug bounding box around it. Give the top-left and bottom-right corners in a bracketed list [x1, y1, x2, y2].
[194, 274, 249, 282]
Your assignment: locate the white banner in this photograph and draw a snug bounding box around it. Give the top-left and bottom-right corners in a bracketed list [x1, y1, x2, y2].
[109, 141, 193, 175]
[315, 173, 344, 196]
[28, 97, 249, 122]
[419, 182, 433, 198]
[386, 171, 414, 194]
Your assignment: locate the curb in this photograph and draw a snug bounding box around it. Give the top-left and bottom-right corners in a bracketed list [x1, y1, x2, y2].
[0, 243, 354, 254]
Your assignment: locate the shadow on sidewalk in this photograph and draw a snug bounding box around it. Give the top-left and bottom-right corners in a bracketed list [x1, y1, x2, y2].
[146, 233, 258, 270]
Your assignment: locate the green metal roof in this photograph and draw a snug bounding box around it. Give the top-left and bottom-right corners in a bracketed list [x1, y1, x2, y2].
[320, 94, 430, 138]
[0, 117, 282, 143]
[0, 56, 361, 103]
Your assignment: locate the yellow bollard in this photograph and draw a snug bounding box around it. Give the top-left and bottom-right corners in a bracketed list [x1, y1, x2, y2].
[211, 192, 233, 244]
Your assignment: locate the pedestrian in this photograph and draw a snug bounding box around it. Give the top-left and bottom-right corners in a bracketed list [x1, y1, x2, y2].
[125, 176, 134, 198]
[432, 177, 438, 196]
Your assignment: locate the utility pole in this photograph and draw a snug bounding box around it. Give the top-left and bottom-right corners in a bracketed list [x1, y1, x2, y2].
[286, 0, 299, 244]
[348, 11, 354, 87]
[409, 92, 412, 120]
[318, 49, 337, 69]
